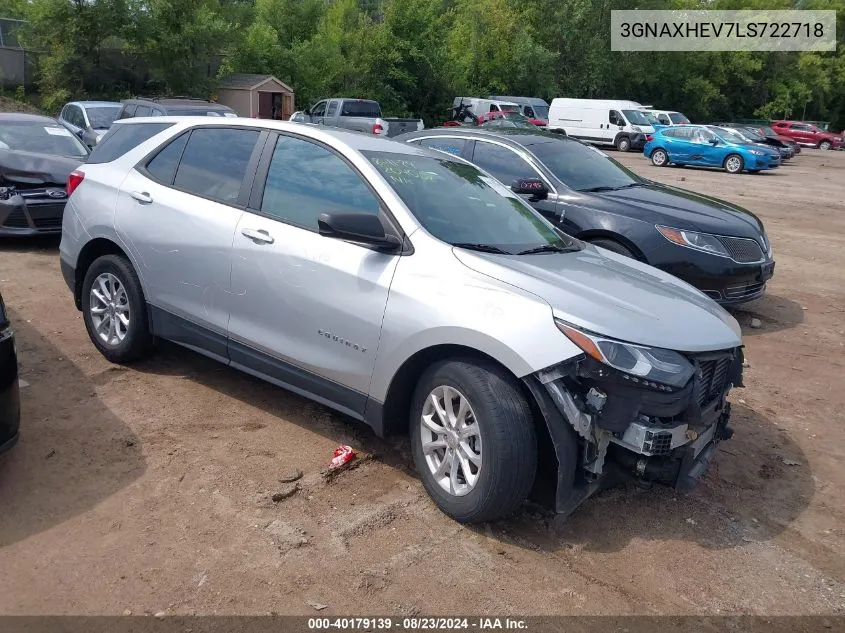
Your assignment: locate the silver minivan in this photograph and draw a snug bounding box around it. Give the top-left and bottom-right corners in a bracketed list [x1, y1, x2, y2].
[60, 118, 744, 523]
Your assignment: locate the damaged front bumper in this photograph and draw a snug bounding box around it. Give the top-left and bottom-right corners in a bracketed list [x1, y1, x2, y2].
[524, 347, 743, 517]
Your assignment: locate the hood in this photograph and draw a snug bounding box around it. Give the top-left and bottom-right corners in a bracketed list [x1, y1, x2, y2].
[454, 246, 741, 353]
[0, 150, 84, 188]
[568, 182, 766, 238]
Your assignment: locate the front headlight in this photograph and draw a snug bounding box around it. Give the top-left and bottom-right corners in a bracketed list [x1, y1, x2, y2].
[750, 149, 765, 156]
[656, 225, 730, 257]
[556, 321, 695, 389]
[631, 125, 642, 132]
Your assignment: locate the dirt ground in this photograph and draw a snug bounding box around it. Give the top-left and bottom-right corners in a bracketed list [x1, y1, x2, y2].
[0, 148, 843, 617]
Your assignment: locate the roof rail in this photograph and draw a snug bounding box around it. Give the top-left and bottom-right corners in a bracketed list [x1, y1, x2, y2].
[131, 95, 211, 103]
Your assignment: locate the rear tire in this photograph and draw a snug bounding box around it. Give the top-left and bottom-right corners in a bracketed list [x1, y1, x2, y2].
[651, 148, 669, 167]
[410, 359, 537, 523]
[82, 254, 154, 364]
[724, 154, 744, 174]
[589, 238, 636, 259]
[819, 140, 832, 151]
[616, 136, 632, 152]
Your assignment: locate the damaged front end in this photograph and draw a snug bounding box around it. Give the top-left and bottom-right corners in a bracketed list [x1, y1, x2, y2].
[524, 326, 743, 517]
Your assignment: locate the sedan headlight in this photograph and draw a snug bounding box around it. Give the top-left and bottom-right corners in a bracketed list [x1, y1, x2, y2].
[749, 149, 766, 156]
[556, 321, 695, 389]
[656, 225, 730, 257]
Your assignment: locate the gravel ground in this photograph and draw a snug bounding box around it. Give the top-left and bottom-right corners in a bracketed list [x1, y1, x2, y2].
[0, 147, 843, 616]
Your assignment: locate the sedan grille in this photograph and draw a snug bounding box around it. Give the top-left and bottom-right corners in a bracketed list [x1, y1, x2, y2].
[717, 236, 765, 263]
[2, 208, 29, 228]
[695, 355, 733, 408]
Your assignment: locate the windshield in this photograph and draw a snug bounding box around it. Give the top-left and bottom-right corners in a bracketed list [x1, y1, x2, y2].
[481, 113, 536, 129]
[622, 109, 653, 126]
[530, 140, 642, 192]
[86, 106, 120, 129]
[532, 105, 549, 120]
[669, 112, 690, 124]
[760, 126, 777, 136]
[713, 127, 750, 144]
[642, 112, 661, 126]
[0, 121, 89, 157]
[364, 151, 578, 254]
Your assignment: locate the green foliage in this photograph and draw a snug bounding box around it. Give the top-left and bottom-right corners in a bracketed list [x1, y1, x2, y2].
[9, 0, 845, 128]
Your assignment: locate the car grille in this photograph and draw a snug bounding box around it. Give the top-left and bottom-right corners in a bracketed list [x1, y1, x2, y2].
[643, 430, 673, 456]
[717, 236, 765, 263]
[2, 208, 29, 228]
[32, 216, 63, 229]
[695, 355, 733, 408]
[724, 281, 766, 301]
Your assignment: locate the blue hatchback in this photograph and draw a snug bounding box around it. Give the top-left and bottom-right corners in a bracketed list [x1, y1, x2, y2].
[644, 125, 781, 174]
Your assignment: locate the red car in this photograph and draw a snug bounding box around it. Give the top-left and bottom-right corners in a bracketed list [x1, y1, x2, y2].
[772, 120, 843, 150]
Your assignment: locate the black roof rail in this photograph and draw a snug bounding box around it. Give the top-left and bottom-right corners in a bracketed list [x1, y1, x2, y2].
[131, 95, 212, 103]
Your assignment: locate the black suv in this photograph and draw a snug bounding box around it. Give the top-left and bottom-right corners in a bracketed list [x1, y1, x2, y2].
[116, 97, 236, 120]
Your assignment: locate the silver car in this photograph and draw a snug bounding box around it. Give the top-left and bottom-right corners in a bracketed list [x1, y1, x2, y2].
[59, 117, 744, 523]
[58, 100, 122, 148]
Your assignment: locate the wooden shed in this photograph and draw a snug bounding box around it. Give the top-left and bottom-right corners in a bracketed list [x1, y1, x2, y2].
[215, 73, 295, 120]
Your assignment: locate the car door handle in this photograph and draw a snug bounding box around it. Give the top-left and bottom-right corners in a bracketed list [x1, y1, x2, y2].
[129, 191, 153, 204]
[241, 228, 275, 244]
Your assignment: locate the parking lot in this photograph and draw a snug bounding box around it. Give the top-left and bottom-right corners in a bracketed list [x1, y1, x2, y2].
[0, 148, 843, 616]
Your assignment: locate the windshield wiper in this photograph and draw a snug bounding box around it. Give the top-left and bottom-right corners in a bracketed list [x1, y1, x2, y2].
[451, 242, 511, 254]
[611, 182, 649, 189]
[517, 243, 577, 255]
[577, 185, 617, 193]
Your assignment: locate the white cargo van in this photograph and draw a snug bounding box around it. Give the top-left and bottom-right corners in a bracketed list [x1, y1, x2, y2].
[547, 98, 655, 151]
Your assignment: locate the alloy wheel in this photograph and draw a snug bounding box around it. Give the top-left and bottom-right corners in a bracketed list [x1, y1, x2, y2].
[420, 385, 482, 496]
[89, 272, 130, 347]
[726, 156, 742, 173]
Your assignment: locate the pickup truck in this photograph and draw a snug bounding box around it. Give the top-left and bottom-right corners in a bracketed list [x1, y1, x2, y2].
[301, 98, 423, 137]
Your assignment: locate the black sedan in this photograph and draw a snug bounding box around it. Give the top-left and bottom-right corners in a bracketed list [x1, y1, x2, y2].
[396, 128, 775, 305]
[0, 113, 88, 236]
[0, 289, 20, 455]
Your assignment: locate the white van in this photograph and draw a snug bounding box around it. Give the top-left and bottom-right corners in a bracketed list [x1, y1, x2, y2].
[547, 98, 655, 151]
[643, 109, 691, 127]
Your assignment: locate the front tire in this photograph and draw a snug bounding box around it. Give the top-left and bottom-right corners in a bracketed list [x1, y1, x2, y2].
[82, 254, 154, 363]
[651, 148, 669, 167]
[724, 154, 744, 174]
[616, 136, 632, 152]
[410, 359, 537, 523]
[589, 238, 636, 259]
[819, 140, 832, 151]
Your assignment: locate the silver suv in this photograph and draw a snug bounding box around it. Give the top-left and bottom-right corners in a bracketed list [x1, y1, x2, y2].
[60, 117, 744, 523]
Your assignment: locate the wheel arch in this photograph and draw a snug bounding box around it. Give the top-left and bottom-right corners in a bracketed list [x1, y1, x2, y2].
[375, 344, 544, 439]
[72, 238, 132, 310]
[577, 229, 648, 262]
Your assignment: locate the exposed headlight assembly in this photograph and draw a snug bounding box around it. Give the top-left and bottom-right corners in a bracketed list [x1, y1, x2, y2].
[556, 320, 695, 389]
[656, 225, 730, 257]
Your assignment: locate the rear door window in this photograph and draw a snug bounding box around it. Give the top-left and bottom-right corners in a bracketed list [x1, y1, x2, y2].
[144, 132, 189, 184]
[418, 137, 468, 158]
[135, 105, 152, 117]
[119, 104, 137, 119]
[172, 127, 260, 204]
[340, 101, 381, 117]
[87, 122, 174, 164]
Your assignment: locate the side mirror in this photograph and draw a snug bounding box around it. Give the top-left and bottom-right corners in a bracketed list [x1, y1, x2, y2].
[318, 212, 401, 251]
[76, 129, 84, 138]
[709, 138, 719, 145]
[304, 108, 311, 116]
[511, 178, 548, 199]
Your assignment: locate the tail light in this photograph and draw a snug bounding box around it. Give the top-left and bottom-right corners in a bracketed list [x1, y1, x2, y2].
[67, 170, 85, 196]
[372, 123, 385, 135]
[646, 135, 653, 141]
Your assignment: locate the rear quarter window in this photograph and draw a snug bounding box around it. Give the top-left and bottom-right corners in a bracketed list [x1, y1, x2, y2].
[87, 122, 174, 164]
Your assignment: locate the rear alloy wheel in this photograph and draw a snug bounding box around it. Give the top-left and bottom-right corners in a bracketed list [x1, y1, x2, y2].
[819, 140, 832, 151]
[82, 254, 154, 363]
[616, 136, 632, 152]
[651, 148, 669, 167]
[410, 360, 537, 523]
[724, 154, 744, 174]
